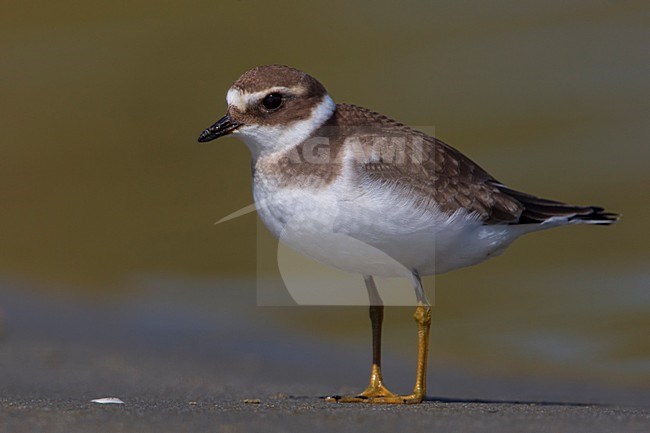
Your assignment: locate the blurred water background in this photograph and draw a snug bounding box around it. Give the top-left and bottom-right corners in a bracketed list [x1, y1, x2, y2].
[0, 1, 648, 392]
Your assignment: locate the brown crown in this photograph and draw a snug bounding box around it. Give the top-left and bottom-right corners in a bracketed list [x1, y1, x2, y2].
[231, 65, 327, 98]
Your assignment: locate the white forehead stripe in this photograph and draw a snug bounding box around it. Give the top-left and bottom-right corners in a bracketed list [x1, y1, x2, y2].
[226, 86, 305, 111]
[226, 88, 242, 108]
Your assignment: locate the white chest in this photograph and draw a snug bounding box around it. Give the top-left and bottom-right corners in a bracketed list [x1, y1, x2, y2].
[251, 165, 523, 277]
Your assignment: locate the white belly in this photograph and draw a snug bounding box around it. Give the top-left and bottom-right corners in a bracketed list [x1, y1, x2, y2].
[253, 172, 528, 278]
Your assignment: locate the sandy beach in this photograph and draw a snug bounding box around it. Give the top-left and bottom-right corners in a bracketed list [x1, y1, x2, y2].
[1, 282, 648, 433]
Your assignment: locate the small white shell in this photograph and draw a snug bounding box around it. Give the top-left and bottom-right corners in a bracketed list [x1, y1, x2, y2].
[91, 397, 124, 404]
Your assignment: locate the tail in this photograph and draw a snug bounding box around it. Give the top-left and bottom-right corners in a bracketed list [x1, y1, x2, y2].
[494, 184, 620, 225]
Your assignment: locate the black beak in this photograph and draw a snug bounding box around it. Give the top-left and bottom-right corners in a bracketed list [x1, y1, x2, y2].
[197, 114, 240, 142]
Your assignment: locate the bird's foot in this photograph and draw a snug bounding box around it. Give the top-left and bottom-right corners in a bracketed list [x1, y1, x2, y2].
[324, 384, 423, 404]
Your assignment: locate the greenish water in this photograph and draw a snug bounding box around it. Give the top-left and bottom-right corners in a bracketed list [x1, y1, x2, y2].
[0, 1, 648, 387]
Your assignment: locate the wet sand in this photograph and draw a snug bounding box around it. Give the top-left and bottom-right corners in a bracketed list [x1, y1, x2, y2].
[1, 283, 648, 433]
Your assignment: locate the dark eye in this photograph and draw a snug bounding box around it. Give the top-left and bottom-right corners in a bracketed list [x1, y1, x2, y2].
[261, 93, 283, 110]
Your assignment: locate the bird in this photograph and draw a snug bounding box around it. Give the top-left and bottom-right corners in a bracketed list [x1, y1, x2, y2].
[197, 65, 619, 404]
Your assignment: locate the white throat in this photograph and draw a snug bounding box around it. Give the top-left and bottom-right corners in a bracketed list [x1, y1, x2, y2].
[233, 95, 336, 160]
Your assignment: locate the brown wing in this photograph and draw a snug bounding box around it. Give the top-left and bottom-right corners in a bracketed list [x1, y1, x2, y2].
[332, 104, 524, 224]
[331, 104, 618, 226]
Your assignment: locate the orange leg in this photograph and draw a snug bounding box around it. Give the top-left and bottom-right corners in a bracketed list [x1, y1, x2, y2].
[326, 300, 432, 404]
